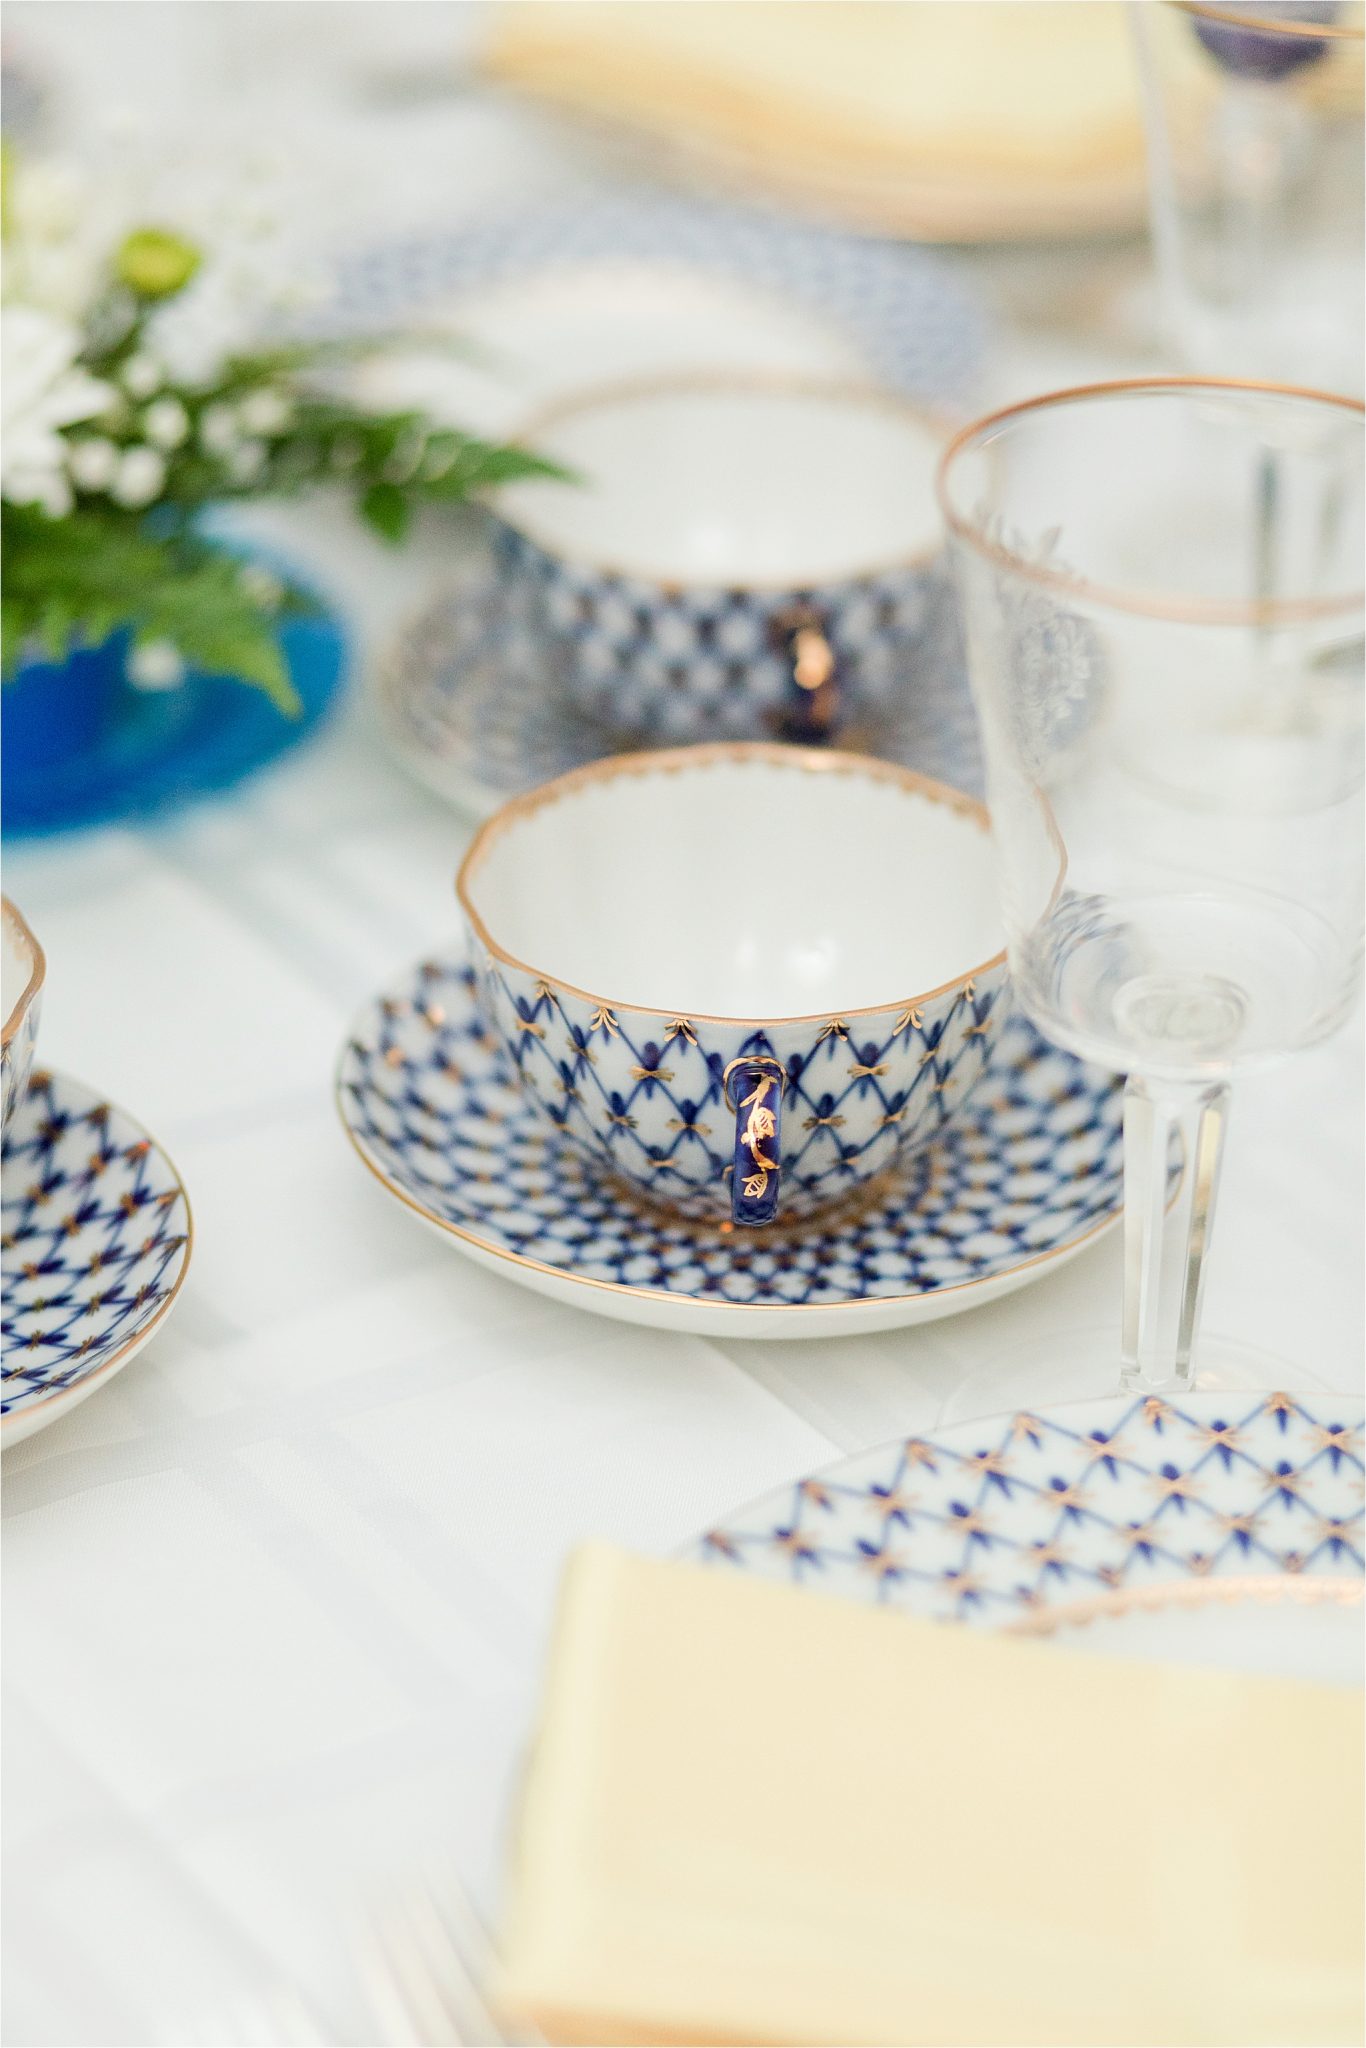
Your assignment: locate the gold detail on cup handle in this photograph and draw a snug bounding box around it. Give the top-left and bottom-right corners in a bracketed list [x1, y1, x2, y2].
[791, 623, 835, 692]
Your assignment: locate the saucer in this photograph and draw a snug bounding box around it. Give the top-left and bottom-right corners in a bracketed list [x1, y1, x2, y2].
[686, 1391, 1365, 1677]
[2, 1070, 193, 1446]
[334, 194, 987, 438]
[374, 537, 984, 818]
[337, 951, 1131, 1339]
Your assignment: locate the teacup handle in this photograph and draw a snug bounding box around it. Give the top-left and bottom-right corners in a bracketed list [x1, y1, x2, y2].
[723, 1056, 786, 1226]
[775, 603, 839, 741]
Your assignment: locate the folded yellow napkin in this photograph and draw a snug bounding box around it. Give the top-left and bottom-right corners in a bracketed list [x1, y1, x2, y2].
[481, 2, 1147, 240]
[496, 1544, 1364, 2046]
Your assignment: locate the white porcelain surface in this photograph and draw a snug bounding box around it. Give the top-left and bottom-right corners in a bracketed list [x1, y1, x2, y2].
[462, 750, 1002, 1018]
[497, 383, 945, 586]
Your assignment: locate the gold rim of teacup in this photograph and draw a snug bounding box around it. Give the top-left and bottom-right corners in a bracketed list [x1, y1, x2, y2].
[1, 898, 45, 1051]
[456, 742, 1008, 1029]
[1173, 1, 1364, 41]
[937, 376, 1366, 629]
[499, 371, 952, 590]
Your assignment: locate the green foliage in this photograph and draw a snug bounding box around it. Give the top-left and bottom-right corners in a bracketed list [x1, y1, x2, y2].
[3, 217, 573, 707]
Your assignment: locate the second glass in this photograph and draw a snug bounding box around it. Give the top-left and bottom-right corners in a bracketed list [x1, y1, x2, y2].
[939, 377, 1364, 1394]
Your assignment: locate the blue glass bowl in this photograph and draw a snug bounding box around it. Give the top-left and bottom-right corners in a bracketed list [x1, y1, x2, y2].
[3, 580, 347, 838]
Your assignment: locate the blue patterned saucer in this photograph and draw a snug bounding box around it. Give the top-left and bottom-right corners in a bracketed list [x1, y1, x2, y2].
[337, 951, 1129, 1339]
[2, 1071, 192, 1446]
[375, 537, 983, 819]
[688, 1392, 1365, 1673]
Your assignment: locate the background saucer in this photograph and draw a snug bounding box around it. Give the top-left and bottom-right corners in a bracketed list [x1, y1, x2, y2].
[2, 1071, 193, 1445]
[375, 531, 984, 817]
[338, 952, 1134, 1339]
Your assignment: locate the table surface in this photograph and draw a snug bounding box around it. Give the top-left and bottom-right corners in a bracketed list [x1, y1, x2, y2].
[4, 9, 1362, 2044]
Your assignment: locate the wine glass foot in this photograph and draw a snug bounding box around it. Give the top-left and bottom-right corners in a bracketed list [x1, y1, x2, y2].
[936, 1325, 1340, 1428]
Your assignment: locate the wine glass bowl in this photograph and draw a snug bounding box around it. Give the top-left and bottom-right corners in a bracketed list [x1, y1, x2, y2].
[938, 378, 1364, 1391]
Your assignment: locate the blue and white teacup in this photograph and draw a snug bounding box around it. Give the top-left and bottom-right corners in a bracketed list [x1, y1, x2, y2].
[493, 377, 949, 745]
[456, 745, 1011, 1228]
[1, 898, 45, 1141]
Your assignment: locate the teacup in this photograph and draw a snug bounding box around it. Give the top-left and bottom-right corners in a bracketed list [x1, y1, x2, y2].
[493, 376, 948, 745]
[2, 898, 45, 1139]
[456, 745, 1010, 1228]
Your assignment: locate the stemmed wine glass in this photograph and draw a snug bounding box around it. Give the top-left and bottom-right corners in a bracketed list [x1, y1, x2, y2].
[1131, 1, 1364, 393]
[938, 377, 1363, 1399]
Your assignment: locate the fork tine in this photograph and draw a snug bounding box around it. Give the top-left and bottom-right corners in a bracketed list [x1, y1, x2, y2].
[407, 1876, 508, 2046]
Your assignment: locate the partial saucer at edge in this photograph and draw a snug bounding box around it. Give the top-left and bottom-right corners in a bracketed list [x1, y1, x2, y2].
[2, 1070, 192, 1445]
[337, 952, 1130, 1340]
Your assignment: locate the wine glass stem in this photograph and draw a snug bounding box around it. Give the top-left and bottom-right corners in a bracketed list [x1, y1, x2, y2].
[1120, 1072, 1231, 1394]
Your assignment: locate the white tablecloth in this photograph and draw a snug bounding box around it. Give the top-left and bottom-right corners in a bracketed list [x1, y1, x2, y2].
[4, 10, 1362, 2043]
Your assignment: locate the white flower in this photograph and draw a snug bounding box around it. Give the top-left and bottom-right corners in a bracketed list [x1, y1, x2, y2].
[238, 388, 292, 437]
[227, 440, 267, 485]
[198, 402, 240, 456]
[127, 639, 185, 691]
[239, 564, 284, 609]
[0, 306, 114, 514]
[110, 445, 166, 508]
[67, 437, 120, 491]
[142, 397, 189, 450]
[120, 353, 164, 400]
[2, 159, 107, 321]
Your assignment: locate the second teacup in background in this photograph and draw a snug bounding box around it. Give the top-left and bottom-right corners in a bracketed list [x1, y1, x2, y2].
[457, 745, 1011, 1228]
[493, 377, 950, 746]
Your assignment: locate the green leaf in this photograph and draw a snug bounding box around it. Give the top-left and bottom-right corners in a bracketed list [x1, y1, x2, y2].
[359, 483, 410, 544]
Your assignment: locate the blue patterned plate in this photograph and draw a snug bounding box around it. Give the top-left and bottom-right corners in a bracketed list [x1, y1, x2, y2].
[337, 952, 1130, 1339]
[1, 1071, 192, 1445]
[688, 1392, 1365, 1675]
[333, 194, 987, 426]
[375, 534, 983, 819]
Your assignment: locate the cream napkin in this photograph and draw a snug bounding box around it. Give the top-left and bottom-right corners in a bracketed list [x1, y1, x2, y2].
[497, 1544, 1365, 2046]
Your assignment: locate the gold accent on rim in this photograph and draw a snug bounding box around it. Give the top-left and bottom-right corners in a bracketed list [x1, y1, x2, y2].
[936, 376, 1366, 628]
[499, 370, 950, 589]
[456, 743, 1008, 1029]
[1, 1079, 194, 1436]
[1, 898, 45, 1051]
[1008, 1574, 1364, 1637]
[1174, 0, 1364, 40]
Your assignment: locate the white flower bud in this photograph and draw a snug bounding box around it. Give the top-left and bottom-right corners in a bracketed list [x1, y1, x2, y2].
[238, 388, 292, 437]
[142, 397, 189, 450]
[110, 445, 166, 508]
[67, 437, 120, 491]
[199, 403, 240, 456]
[239, 563, 284, 609]
[127, 638, 185, 691]
[4, 468, 73, 518]
[227, 440, 267, 484]
[120, 352, 164, 400]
